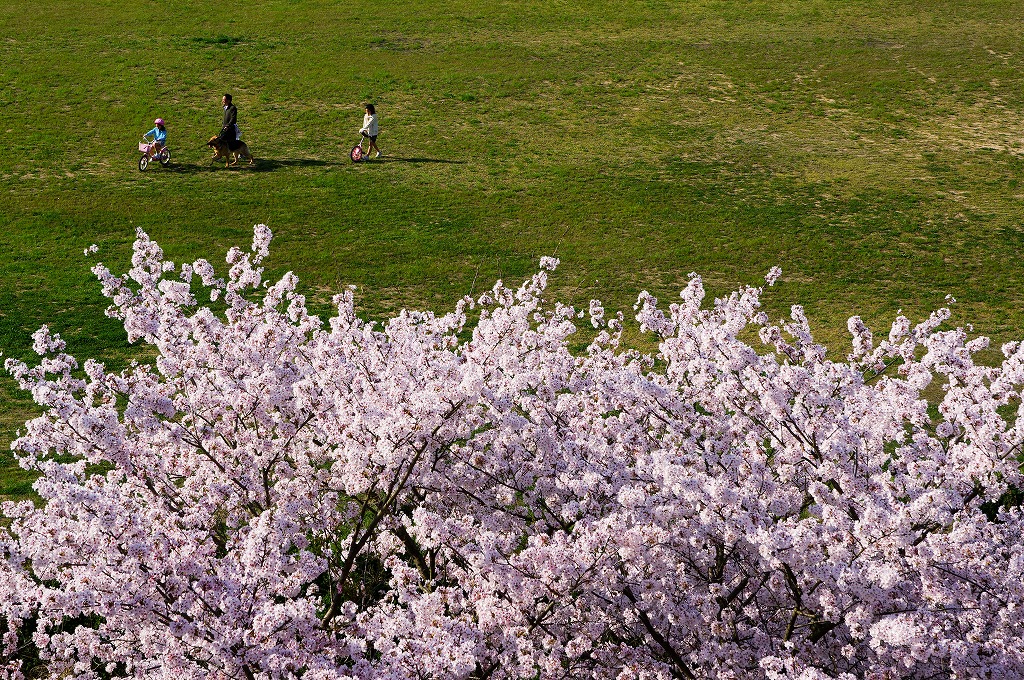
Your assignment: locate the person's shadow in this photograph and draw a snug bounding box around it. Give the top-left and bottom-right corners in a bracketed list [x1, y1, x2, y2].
[158, 154, 464, 173]
[246, 158, 333, 172]
[161, 162, 216, 174]
[160, 158, 333, 173]
[375, 156, 465, 164]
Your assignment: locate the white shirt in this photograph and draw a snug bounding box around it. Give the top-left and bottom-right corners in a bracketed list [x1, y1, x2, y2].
[361, 113, 379, 136]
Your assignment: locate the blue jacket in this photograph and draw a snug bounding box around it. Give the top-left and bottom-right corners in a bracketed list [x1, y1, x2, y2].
[144, 126, 167, 143]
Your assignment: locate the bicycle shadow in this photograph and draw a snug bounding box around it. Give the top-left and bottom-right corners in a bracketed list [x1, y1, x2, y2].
[161, 162, 217, 174]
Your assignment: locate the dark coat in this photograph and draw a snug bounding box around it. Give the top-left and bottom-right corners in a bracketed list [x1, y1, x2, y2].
[218, 104, 238, 143]
[222, 104, 237, 129]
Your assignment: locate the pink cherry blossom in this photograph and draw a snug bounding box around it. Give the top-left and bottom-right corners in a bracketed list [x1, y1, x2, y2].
[3, 225, 1024, 679]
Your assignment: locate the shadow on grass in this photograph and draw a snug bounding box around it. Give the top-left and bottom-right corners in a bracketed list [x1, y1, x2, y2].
[376, 156, 465, 164]
[160, 158, 337, 173]
[161, 162, 217, 174]
[246, 158, 335, 172]
[159, 156, 463, 173]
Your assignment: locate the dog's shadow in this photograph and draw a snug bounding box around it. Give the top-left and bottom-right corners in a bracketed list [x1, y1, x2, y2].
[246, 158, 333, 172]
[160, 158, 334, 173]
[159, 153, 463, 173]
[377, 156, 465, 164]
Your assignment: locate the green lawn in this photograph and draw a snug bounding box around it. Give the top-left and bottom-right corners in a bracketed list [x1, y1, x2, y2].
[4, 0, 1024, 499]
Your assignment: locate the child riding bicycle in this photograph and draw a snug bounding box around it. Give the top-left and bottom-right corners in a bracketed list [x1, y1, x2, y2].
[142, 118, 167, 156]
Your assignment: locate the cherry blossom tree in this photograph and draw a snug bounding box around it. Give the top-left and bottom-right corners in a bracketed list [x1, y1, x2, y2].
[2, 225, 1024, 679]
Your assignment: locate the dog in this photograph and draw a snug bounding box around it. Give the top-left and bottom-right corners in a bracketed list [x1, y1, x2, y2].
[207, 136, 254, 167]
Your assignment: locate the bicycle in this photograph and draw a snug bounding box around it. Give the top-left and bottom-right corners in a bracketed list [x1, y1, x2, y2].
[138, 140, 171, 171]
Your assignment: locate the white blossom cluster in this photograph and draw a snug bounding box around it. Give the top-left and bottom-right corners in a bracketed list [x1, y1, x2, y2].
[3, 226, 1024, 679]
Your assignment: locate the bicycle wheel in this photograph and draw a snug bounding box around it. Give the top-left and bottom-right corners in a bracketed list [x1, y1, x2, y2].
[350, 145, 363, 162]
[138, 155, 149, 171]
[159, 148, 171, 166]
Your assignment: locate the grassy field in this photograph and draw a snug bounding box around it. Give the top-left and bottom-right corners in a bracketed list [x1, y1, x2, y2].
[3, 0, 1024, 499]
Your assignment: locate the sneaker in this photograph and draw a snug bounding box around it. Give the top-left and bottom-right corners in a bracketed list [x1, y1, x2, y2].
[374, 151, 381, 158]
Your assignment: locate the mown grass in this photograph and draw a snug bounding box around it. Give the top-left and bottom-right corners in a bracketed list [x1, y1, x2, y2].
[3, 0, 1024, 499]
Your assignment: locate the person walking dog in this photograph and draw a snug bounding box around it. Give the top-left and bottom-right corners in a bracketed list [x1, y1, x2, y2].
[219, 93, 239, 145]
